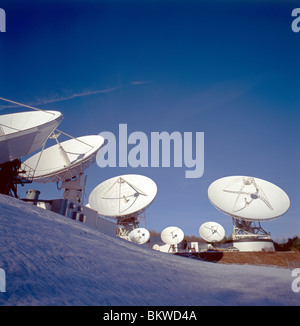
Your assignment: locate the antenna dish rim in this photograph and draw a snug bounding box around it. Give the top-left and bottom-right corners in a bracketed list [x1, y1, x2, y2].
[0, 110, 63, 164]
[21, 134, 104, 183]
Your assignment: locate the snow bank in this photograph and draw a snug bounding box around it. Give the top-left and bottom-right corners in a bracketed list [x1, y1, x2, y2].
[0, 194, 298, 306]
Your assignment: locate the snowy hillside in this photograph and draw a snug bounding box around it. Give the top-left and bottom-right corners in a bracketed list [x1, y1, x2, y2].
[0, 194, 298, 306]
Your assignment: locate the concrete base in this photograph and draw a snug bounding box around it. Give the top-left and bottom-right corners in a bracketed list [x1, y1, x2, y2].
[231, 238, 275, 252]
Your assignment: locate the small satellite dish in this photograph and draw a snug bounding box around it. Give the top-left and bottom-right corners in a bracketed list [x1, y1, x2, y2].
[0, 110, 63, 164]
[208, 176, 290, 221]
[21, 135, 104, 183]
[199, 221, 225, 243]
[128, 228, 150, 245]
[160, 226, 184, 245]
[89, 174, 157, 218]
[152, 244, 160, 251]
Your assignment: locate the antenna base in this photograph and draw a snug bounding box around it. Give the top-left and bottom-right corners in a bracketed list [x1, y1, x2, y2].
[61, 173, 86, 204]
[231, 217, 271, 240]
[116, 211, 146, 239]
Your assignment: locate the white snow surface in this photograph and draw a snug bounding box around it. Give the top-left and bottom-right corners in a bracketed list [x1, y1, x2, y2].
[0, 194, 298, 306]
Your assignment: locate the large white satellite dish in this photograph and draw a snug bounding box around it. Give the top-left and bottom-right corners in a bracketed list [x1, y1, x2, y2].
[89, 174, 157, 238]
[199, 221, 225, 243]
[128, 228, 150, 245]
[208, 176, 290, 221]
[160, 226, 184, 245]
[208, 176, 290, 250]
[21, 135, 104, 183]
[89, 174, 157, 218]
[0, 110, 63, 164]
[20, 134, 104, 203]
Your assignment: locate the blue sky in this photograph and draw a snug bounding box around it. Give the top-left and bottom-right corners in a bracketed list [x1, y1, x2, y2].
[0, 0, 299, 240]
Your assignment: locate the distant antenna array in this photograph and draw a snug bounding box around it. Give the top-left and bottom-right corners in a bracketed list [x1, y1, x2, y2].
[0, 99, 291, 251]
[89, 174, 157, 239]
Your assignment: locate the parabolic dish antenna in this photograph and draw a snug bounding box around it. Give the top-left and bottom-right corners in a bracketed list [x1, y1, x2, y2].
[161, 226, 184, 245]
[88, 174, 157, 218]
[0, 110, 63, 164]
[128, 228, 150, 245]
[208, 176, 290, 221]
[199, 221, 225, 243]
[21, 135, 104, 183]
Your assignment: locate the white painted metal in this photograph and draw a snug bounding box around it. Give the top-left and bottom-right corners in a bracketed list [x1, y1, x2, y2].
[0, 110, 63, 164]
[208, 176, 290, 221]
[232, 239, 275, 252]
[199, 221, 225, 243]
[128, 228, 150, 245]
[154, 243, 178, 253]
[89, 174, 157, 218]
[161, 226, 184, 245]
[21, 135, 104, 183]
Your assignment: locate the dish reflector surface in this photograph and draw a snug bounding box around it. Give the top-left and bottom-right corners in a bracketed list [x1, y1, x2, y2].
[161, 226, 184, 245]
[208, 176, 290, 221]
[128, 228, 150, 244]
[0, 110, 63, 164]
[21, 135, 104, 183]
[199, 221, 225, 242]
[89, 174, 157, 217]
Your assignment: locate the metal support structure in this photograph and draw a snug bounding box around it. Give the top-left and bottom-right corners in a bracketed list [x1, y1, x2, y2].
[115, 210, 147, 239]
[231, 217, 271, 240]
[60, 172, 87, 204]
[0, 159, 33, 197]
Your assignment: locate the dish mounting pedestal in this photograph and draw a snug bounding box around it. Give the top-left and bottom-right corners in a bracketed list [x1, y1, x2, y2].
[116, 210, 146, 239]
[60, 172, 87, 204]
[231, 217, 271, 240]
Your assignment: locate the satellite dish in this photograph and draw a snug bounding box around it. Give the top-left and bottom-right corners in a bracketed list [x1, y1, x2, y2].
[0, 110, 63, 164]
[128, 228, 150, 245]
[152, 244, 160, 251]
[89, 174, 157, 238]
[208, 176, 290, 221]
[160, 226, 184, 245]
[199, 221, 225, 243]
[21, 135, 104, 183]
[89, 174, 157, 218]
[208, 176, 290, 251]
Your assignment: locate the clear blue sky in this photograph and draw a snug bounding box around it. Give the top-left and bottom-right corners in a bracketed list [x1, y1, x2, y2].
[0, 0, 299, 240]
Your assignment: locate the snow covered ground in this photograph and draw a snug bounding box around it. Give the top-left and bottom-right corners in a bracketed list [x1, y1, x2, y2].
[0, 194, 298, 306]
